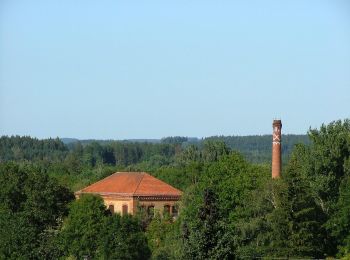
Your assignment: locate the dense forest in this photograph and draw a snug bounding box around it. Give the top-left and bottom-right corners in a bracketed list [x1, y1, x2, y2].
[0, 120, 349, 259]
[0, 134, 309, 164]
[0, 134, 308, 191]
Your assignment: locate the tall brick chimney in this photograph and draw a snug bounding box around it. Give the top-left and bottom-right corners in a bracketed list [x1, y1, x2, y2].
[272, 120, 282, 179]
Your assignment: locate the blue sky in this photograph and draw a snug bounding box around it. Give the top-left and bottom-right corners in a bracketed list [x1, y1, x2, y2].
[1, 0, 349, 139]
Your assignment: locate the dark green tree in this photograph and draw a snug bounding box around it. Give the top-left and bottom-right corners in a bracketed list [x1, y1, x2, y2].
[0, 162, 73, 259]
[234, 177, 324, 258]
[98, 214, 151, 260]
[202, 140, 229, 162]
[284, 120, 350, 256]
[328, 175, 350, 257]
[182, 188, 230, 259]
[146, 212, 170, 253]
[58, 194, 107, 259]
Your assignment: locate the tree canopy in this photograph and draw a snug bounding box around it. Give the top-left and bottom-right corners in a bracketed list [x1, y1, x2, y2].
[0, 119, 349, 259]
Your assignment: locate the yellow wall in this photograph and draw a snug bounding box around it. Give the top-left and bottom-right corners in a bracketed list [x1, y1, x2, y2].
[76, 193, 180, 216]
[102, 196, 179, 216]
[103, 197, 134, 215]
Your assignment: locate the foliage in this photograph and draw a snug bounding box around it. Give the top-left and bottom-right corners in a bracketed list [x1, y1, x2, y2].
[176, 120, 350, 258]
[161, 136, 188, 144]
[233, 178, 324, 258]
[179, 152, 270, 259]
[284, 120, 350, 256]
[146, 212, 173, 259]
[0, 162, 74, 259]
[0, 134, 310, 168]
[58, 194, 108, 259]
[98, 214, 151, 260]
[205, 134, 309, 163]
[233, 119, 350, 258]
[328, 176, 350, 256]
[182, 188, 230, 259]
[58, 194, 151, 259]
[0, 136, 67, 162]
[0, 119, 349, 259]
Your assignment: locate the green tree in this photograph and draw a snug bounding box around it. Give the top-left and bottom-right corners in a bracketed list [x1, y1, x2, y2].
[284, 119, 350, 256]
[328, 176, 350, 257]
[0, 162, 74, 259]
[58, 194, 107, 259]
[146, 211, 180, 259]
[179, 152, 269, 259]
[98, 214, 151, 260]
[202, 140, 229, 162]
[146, 213, 183, 260]
[306, 120, 350, 216]
[0, 208, 38, 260]
[234, 177, 324, 258]
[233, 180, 289, 258]
[182, 188, 230, 259]
[233, 120, 350, 258]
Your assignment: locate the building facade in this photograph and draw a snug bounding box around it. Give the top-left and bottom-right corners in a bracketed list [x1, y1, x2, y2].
[75, 172, 182, 217]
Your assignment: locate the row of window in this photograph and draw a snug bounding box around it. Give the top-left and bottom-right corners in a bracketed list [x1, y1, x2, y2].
[140, 205, 178, 217]
[108, 204, 128, 215]
[107, 204, 178, 217]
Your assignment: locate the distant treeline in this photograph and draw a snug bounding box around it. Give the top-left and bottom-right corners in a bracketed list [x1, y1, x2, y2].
[205, 134, 310, 163]
[0, 134, 309, 166]
[0, 136, 68, 162]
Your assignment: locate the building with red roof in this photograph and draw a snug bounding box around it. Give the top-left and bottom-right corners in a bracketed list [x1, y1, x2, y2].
[75, 172, 182, 217]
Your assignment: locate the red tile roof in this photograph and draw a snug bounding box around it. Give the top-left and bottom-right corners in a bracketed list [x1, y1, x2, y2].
[76, 172, 182, 197]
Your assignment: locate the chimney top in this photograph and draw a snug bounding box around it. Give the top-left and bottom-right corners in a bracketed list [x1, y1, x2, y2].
[273, 120, 282, 127]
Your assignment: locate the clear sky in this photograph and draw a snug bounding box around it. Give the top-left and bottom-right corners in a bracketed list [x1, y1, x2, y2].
[0, 0, 349, 139]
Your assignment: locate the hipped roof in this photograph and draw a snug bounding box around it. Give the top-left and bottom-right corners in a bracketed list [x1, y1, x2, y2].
[76, 172, 182, 197]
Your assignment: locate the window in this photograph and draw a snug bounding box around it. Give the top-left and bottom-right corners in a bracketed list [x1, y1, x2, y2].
[163, 205, 170, 215]
[172, 205, 178, 217]
[147, 206, 155, 217]
[122, 204, 128, 215]
[108, 204, 114, 214]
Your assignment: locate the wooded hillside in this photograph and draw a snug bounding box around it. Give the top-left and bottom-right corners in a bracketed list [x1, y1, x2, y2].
[1, 120, 349, 259]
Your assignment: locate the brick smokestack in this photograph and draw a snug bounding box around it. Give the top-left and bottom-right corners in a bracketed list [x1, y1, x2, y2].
[272, 120, 282, 179]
